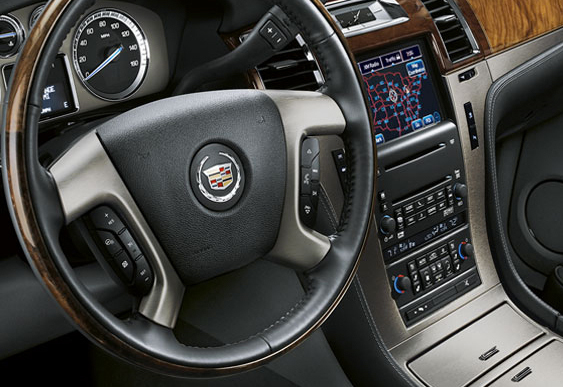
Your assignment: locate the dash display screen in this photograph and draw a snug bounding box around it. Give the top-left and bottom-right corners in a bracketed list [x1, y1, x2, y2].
[3, 55, 76, 120]
[358, 44, 443, 145]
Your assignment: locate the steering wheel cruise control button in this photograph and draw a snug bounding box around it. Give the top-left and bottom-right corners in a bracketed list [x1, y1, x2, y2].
[118, 229, 143, 260]
[133, 256, 154, 295]
[90, 206, 126, 235]
[95, 230, 122, 257]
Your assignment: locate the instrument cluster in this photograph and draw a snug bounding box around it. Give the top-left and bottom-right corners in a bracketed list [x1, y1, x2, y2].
[0, 1, 169, 123]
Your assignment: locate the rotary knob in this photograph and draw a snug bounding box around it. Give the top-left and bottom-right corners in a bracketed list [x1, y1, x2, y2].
[453, 183, 468, 200]
[380, 215, 396, 235]
[459, 242, 474, 260]
[393, 275, 412, 294]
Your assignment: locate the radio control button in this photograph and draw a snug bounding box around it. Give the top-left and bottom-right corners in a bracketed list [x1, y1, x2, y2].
[453, 183, 468, 200]
[436, 190, 446, 201]
[416, 211, 426, 222]
[380, 215, 396, 235]
[414, 199, 425, 210]
[403, 203, 415, 215]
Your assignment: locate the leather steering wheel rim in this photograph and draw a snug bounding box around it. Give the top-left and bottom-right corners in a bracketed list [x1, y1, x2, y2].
[2, 0, 375, 376]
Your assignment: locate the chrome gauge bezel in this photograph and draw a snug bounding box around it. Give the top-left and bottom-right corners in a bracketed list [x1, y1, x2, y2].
[0, 14, 25, 59]
[72, 9, 150, 101]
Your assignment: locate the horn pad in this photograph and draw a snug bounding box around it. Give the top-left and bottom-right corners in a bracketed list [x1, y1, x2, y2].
[97, 90, 286, 285]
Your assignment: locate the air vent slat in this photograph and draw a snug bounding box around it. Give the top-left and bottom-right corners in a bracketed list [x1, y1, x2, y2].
[428, 5, 451, 15]
[254, 36, 323, 91]
[443, 34, 466, 45]
[420, 0, 478, 63]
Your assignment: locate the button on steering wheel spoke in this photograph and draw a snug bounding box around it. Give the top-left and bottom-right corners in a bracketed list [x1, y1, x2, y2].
[49, 131, 185, 328]
[260, 90, 346, 270]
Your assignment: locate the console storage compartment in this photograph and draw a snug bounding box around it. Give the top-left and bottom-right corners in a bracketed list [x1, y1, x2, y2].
[487, 340, 563, 386]
[408, 304, 542, 387]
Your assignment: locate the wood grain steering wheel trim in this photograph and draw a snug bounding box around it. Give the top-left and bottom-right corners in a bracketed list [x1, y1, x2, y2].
[2, 0, 374, 377]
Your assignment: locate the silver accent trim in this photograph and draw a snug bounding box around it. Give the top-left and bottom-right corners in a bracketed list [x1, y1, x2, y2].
[260, 90, 345, 269]
[49, 131, 185, 328]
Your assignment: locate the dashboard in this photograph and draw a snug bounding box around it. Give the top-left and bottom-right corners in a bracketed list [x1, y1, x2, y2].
[1, 0, 563, 385]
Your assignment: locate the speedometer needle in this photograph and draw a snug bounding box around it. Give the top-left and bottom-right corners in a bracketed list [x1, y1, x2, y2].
[0, 32, 17, 40]
[84, 45, 123, 82]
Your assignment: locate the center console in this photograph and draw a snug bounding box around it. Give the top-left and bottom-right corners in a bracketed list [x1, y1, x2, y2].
[357, 39, 481, 325]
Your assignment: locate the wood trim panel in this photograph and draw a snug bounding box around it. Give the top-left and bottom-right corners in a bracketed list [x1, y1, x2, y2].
[466, 0, 563, 53]
[344, 0, 490, 74]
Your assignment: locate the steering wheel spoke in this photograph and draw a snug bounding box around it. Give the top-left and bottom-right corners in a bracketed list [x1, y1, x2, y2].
[261, 91, 346, 270]
[49, 131, 185, 328]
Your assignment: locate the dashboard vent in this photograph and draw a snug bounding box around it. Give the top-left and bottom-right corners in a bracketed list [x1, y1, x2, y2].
[420, 0, 479, 63]
[255, 35, 324, 91]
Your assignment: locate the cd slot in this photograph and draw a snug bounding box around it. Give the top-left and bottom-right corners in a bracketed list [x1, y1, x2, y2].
[393, 176, 452, 207]
[385, 143, 445, 172]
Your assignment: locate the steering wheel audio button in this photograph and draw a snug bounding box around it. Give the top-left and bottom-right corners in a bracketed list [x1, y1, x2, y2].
[301, 137, 320, 167]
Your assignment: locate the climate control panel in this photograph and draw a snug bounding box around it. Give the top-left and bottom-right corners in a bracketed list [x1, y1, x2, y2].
[375, 121, 481, 325]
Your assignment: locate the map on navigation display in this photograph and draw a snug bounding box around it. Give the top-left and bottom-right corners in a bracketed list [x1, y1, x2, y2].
[358, 45, 443, 145]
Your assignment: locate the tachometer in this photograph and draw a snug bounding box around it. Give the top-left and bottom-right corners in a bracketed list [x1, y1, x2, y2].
[72, 9, 148, 101]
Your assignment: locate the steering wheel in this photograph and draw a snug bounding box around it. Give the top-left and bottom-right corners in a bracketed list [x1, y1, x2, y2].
[2, 0, 374, 376]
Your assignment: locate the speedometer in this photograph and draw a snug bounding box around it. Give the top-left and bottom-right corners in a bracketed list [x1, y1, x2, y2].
[72, 9, 149, 101]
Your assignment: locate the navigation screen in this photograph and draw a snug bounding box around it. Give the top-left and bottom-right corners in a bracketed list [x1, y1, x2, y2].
[358, 44, 443, 145]
[3, 55, 77, 120]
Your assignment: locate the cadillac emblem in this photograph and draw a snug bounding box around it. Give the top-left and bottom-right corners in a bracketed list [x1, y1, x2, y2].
[191, 143, 245, 211]
[204, 162, 233, 190]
